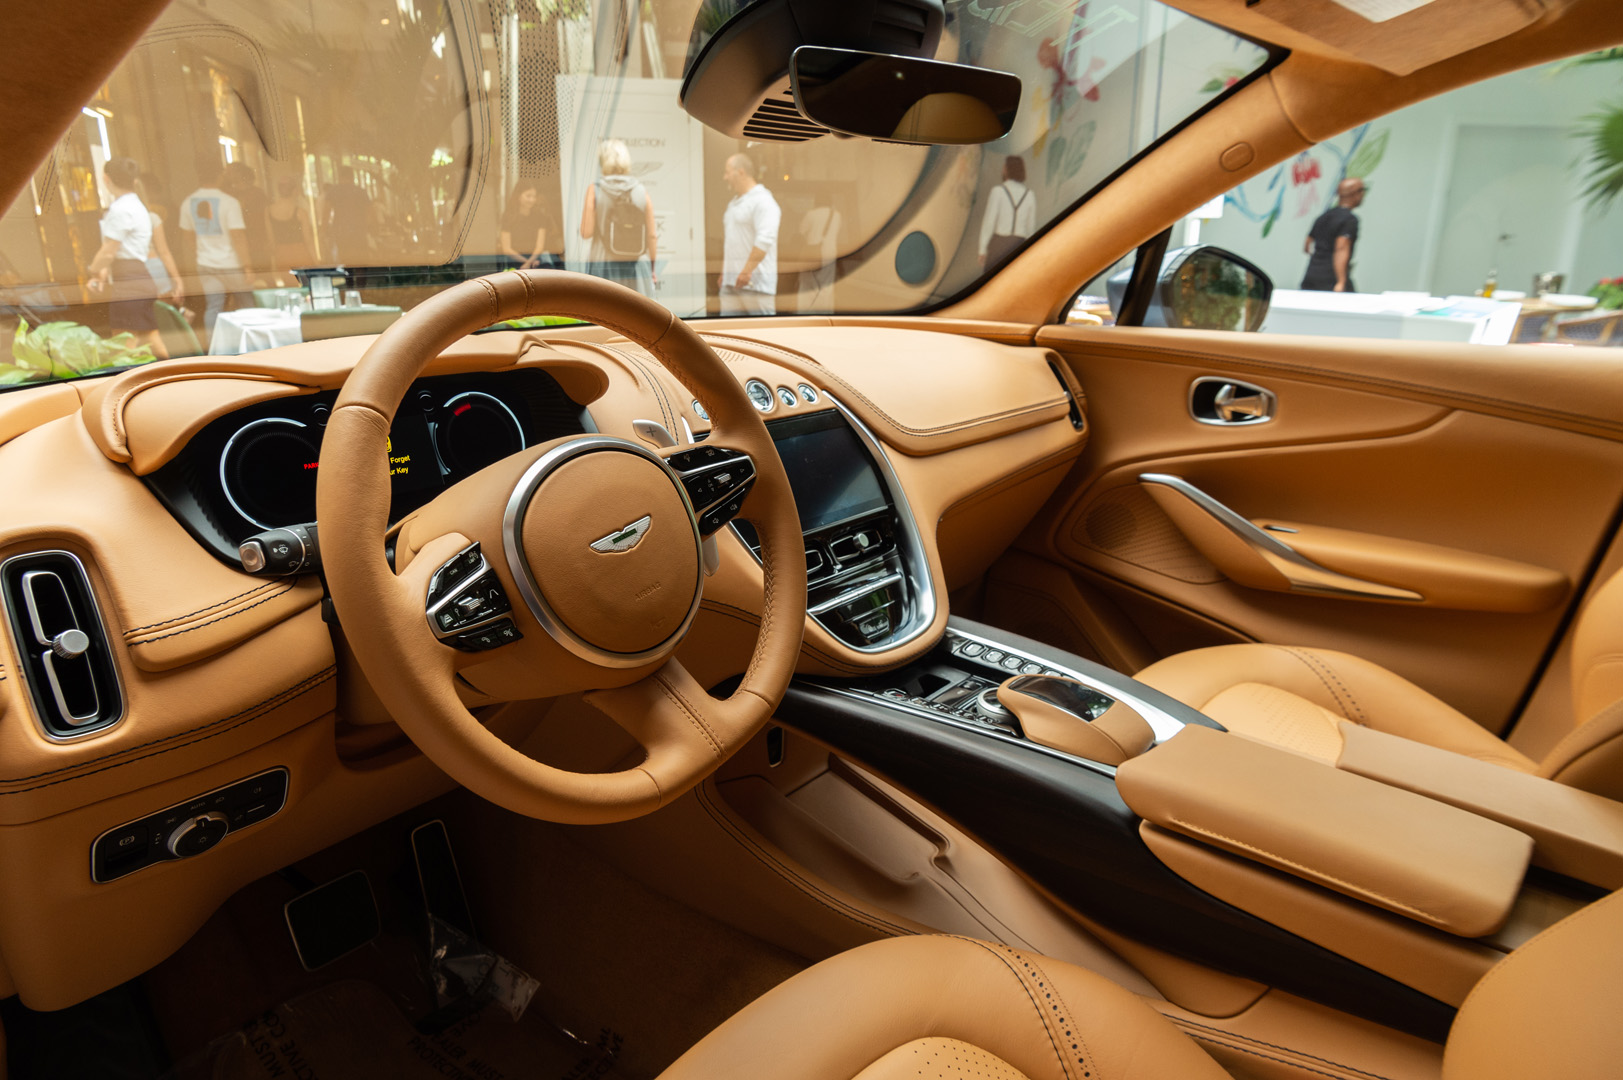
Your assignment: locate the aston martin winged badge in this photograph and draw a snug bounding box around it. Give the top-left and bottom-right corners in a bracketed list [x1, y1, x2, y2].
[590, 515, 652, 553]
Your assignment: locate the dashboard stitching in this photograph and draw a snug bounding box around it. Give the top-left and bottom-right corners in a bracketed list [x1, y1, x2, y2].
[602, 343, 676, 432]
[0, 667, 336, 788]
[701, 333, 1070, 438]
[125, 584, 300, 645]
[123, 582, 286, 634]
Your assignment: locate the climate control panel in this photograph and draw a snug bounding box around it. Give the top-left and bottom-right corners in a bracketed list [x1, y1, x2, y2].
[91, 768, 289, 883]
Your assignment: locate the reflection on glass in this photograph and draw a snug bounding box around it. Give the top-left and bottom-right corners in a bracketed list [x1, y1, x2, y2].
[791, 48, 1020, 145]
[1, 0, 1267, 387]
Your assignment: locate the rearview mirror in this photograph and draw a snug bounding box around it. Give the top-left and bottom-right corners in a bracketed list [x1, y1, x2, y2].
[1108, 246, 1273, 331]
[790, 47, 1021, 145]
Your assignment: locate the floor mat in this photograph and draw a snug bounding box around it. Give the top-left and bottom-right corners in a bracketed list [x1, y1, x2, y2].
[201, 980, 624, 1080]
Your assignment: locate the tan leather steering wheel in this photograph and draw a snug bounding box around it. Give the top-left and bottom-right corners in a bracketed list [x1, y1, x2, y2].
[318, 271, 806, 823]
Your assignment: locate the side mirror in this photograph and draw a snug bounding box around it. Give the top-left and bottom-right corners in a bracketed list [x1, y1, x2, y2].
[1108, 246, 1273, 331]
[790, 47, 1021, 145]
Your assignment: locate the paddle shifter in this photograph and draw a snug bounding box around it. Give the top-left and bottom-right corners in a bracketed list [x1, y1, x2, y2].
[996, 675, 1156, 766]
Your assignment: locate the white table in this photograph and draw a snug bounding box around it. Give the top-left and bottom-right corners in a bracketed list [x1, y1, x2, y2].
[209, 308, 302, 355]
[1260, 290, 1524, 345]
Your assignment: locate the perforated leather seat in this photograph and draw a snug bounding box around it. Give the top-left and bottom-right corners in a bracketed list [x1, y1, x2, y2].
[659, 890, 1623, 1079]
[1131, 569, 1623, 800]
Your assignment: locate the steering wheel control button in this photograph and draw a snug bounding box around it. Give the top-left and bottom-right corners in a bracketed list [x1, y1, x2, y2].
[427, 543, 485, 604]
[672, 448, 756, 536]
[697, 478, 755, 536]
[454, 618, 523, 652]
[91, 768, 289, 882]
[167, 812, 229, 857]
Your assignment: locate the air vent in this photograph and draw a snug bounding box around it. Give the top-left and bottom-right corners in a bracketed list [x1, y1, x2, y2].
[1, 552, 123, 739]
[872, 0, 931, 48]
[743, 91, 828, 142]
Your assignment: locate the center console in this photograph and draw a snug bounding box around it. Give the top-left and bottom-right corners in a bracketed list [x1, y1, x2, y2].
[733, 398, 935, 651]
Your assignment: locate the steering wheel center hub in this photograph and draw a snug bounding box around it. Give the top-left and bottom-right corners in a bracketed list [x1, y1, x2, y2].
[503, 436, 702, 666]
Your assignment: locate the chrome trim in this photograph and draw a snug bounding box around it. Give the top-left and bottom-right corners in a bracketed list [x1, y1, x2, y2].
[166, 812, 228, 857]
[670, 451, 757, 518]
[1138, 474, 1423, 603]
[808, 571, 904, 616]
[942, 626, 1189, 744]
[42, 651, 98, 722]
[1189, 376, 1276, 426]
[775, 386, 798, 409]
[821, 394, 939, 654]
[797, 383, 819, 404]
[424, 550, 514, 643]
[501, 436, 704, 669]
[1, 550, 125, 743]
[816, 684, 1120, 780]
[90, 767, 290, 884]
[680, 416, 696, 445]
[219, 417, 313, 530]
[744, 379, 775, 413]
[691, 398, 710, 422]
[20, 570, 68, 645]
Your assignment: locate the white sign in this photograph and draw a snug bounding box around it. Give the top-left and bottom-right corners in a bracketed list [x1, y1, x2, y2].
[555, 75, 709, 317]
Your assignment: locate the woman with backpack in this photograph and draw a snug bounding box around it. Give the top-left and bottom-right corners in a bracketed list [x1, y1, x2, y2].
[580, 139, 658, 297]
[978, 155, 1036, 267]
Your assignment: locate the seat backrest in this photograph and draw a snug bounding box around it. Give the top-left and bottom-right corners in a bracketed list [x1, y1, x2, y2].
[1537, 568, 1623, 799]
[1443, 887, 1623, 1080]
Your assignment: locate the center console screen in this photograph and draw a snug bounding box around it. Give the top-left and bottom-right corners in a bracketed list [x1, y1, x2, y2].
[767, 411, 889, 533]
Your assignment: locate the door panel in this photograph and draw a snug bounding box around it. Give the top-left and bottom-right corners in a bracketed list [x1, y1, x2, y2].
[1005, 327, 1623, 736]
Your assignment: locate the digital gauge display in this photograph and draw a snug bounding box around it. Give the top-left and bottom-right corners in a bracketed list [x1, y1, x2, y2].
[219, 418, 322, 529]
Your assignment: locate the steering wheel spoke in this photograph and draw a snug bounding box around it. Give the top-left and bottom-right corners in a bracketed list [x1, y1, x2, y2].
[661, 442, 757, 536]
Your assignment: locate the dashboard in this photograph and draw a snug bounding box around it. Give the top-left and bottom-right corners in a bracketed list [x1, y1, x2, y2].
[143, 370, 592, 564]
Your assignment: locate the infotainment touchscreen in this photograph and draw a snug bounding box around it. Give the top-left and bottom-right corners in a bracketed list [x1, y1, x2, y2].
[767, 410, 889, 532]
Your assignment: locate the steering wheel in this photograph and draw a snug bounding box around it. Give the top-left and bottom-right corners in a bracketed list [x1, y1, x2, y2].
[317, 271, 807, 824]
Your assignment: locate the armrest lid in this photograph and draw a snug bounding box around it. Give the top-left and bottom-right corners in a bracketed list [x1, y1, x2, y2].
[1117, 727, 1533, 937]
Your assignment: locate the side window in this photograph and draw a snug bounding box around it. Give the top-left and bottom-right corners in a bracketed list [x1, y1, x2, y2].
[1072, 52, 1623, 345]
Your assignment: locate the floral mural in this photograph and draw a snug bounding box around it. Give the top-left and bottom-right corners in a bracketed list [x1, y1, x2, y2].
[1224, 124, 1390, 237]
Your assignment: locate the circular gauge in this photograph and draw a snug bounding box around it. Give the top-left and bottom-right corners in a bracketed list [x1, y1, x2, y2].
[798, 383, 819, 404]
[692, 398, 710, 421]
[744, 379, 775, 413]
[435, 391, 526, 476]
[220, 418, 322, 529]
[776, 386, 798, 408]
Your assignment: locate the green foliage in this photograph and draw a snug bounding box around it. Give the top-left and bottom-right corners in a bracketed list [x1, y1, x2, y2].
[1577, 105, 1623, 214]
[0, 320, 157, 386]
[1588, 276, 1623, 311]
[1344, 129, 1390, 180]
[490, 314, 587, 329]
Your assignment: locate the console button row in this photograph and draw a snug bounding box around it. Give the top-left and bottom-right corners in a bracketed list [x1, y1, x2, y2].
[92, 768, 289, 883]
[950, 637, 1062, 679]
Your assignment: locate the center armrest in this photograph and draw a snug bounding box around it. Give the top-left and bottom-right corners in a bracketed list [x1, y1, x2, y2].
[1116, 726, 1534, 937]
[1336, 722, 1623, 890]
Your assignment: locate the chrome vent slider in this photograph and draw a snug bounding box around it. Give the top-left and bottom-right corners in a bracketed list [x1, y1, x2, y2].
[0, 551, 124, 739]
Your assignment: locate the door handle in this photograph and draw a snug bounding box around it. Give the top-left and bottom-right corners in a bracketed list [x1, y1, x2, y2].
[1190, 377, 1275, 425]
[1139, 474, 1422, 602]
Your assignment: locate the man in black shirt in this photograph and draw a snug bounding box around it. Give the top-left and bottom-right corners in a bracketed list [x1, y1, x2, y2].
[1301, 178, 1366, 292]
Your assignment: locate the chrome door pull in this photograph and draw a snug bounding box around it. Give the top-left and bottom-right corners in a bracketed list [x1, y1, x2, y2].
[1191, 377, 1275, 425]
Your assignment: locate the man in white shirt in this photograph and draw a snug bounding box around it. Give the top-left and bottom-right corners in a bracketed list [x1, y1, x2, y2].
[978, 155, 1037, 266]
[718, 154, 781, 316]
[178, 156, 250, 337]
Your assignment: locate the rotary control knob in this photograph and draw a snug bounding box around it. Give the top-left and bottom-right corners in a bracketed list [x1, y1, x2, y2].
[167, 812, 229, 857]
[50, 628, 89, 659]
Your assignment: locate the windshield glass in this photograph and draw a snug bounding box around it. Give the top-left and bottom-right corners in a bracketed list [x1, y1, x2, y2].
[0, 0, 1266, 387]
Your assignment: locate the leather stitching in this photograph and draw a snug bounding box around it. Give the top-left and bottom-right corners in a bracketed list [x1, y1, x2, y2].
[693, 780, 915, 935]
[123, 581, 286, 634]
[702, 333, 1070, 439]
[949, 937, 1085, 1080]
[652, 674, 722, 757]
[1272, 645, 1365, 723]
[0, 668, 336, 792]
[600, 342, 677, 432]
[742, 530, 777, 691]
[1167, 815, 1442, 925]
[1167, 1016, 1395, 1080]
[125, 583, 299, 645]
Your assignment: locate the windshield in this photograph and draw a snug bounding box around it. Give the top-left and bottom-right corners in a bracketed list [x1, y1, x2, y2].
[0, 0, 1266, 387]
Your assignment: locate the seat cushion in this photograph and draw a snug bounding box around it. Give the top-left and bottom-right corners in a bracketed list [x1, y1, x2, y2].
[1134, 644, 1536, 771]
[657, 934, 1231, 1080]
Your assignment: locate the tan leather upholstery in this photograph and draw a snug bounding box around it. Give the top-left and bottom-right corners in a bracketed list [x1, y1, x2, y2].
[1139, 560, 1623, 796]
[666, 890, 1623, 1080]
[1116, 727, 1533, 937]
[1134, 643, 1537, 770]
[1442, 887, 1623, 1080]
[657, 934, 1231, 1080]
